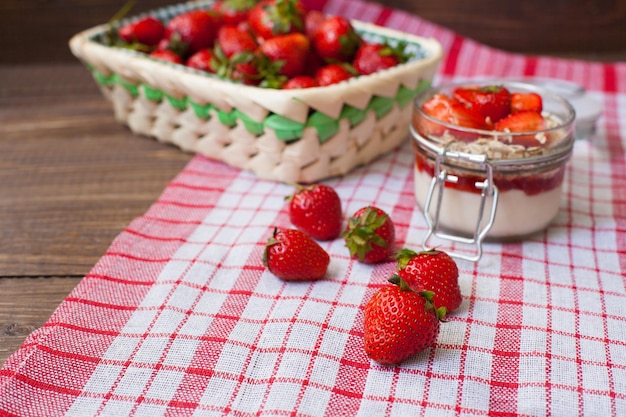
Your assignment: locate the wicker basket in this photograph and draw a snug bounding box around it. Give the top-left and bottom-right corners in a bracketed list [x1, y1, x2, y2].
[69, 1, 443, 183]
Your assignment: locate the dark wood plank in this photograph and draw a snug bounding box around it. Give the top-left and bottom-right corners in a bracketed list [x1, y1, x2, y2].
[0, 277, 82, 367]
[0, 64, 192, 277]
[1, 0, 626, 64]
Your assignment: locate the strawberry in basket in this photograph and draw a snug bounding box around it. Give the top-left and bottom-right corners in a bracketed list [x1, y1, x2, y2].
[108, 0, 418, 89]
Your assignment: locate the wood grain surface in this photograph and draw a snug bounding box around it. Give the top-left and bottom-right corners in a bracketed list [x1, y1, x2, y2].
[0, 64, 191, 366]
[1, 0, 626, 63]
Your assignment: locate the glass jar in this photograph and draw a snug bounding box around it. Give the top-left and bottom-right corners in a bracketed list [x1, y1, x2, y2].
[410, 81, 576, 261]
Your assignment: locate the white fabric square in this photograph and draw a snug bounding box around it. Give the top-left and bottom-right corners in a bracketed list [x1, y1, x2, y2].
[466, 322, 497, 351]
[240, 294, 275, 320]
[285, 322, 322, 351]
[309, 356, 340, 387]
[199, 377, 238, 409]
[102, 337, 141, 360]
[460, 379, 491, 412]
[134, 403, 168, 417]
[214, 343, 250, 375]
[173, 242, 206, 261]
[550, 357, 579, 387]
[245, 351, 279, 380]
[231, 382, 268, 414]
[428, 377, 459, 407]
[113, 366, 154, 396]
[277, 351, 312, 380]
[328, 305, 360, 331]
[228, 321, 262, 344]
[297, 299, 332, 322]
[134, 336, 170, 364]
[317, 328, 350, 358]
[145, 369, 186, 400]
[297, 386, 332, 416]
[581, 363, 610, 391]
[167, 284, 202, 311]
[187, 224, 220, 243]
[579, 313, 606, 339]
[222, 242, 260, 267]
[141, 283, 176, 308]
[163, 337, 201, 367]
[187, 291, 228, 317]
[182, 261, 215, 286]
[551, 333, 577, 359]
[159, 260, 192, 282]
[519, 329, 548, 353]
[463, 349, 493, 380]
[257, 321, 289, 350]
[100, 400, 136, 417]
[308, 280, 342, 302]
[521, 305, 548, 329]
[151, 309, 187, 334]
[264, 382, 302, 412]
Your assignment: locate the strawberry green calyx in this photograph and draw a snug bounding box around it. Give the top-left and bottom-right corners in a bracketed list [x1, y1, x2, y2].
[395, 247, 439, 269]
[343, 206, 389, 262]
[379, 40, 413, 64]
[265, 0, 304, 35]
[419, 290, 447, 321]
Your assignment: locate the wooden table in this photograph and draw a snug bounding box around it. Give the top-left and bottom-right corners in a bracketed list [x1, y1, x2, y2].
[0, 64, 192, 365]
[1, 54, 625, 367]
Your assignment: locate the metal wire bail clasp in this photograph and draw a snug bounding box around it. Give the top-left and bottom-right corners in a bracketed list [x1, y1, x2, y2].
[421, 149, 499, 262]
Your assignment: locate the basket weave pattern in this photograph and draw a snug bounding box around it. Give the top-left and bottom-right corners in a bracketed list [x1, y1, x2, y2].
[70, 1, 443, 183]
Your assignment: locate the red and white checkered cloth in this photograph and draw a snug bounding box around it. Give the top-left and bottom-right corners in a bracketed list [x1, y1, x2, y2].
[2, 1, 626, 416]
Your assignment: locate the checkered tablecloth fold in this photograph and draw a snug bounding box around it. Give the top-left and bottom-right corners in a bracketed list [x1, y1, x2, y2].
[2, 1, 626, 416]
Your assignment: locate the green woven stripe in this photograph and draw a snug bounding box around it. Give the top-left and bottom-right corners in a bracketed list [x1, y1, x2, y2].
[189, 100, 214, 119]
[265, 114, 304, 141]
[143, 84, 164, 102]
[89, 66, 429, 144]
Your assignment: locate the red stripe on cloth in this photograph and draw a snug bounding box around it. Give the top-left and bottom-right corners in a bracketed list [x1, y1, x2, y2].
[523, 56, 538, 77]
[441, 34, 464, 76]
[488, 246, 524, 413]
[374, 7, 392, 26]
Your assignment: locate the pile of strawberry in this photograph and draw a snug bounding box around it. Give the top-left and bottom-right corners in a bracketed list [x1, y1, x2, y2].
[420, 84, 548, 147]
[112, 0, 412, 89]
[262, 183, 463, 365]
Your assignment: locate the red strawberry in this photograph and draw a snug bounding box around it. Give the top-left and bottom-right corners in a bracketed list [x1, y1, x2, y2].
[149, 49, 183, 64]
[164, 9, 221, 56]
[511, 92, 543, 113]
[283, 75, 318, 89]
[395, 248, 462, 313]
[313, 16, 361, 63]
[352, 42, 411, 75]
[304, 10, 326, 40]
[263, 228, 330, 281]
[186, 49, 215, 72]
[314, 63, 356, 86]
[453, 85, 511, 125]
[495, 110, 547, 147]
[343, 206, 395, 264]
[247, 0, 306, 40]
[216, 25, 258, 58]
[212, 0, 256, 25]
[287, 184, 342, 240]
[419, 93, 487, 140]
[363, 281, 445, 365]
[259, 32, 310, 77]
[118, 16, 165, 47]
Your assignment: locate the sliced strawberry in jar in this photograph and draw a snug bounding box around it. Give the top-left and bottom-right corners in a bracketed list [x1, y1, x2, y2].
[511, 92, 543, 113]
[418, 93, 487, 140]
[453, 85, 511, 125]
[495, 110, 548, 147]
